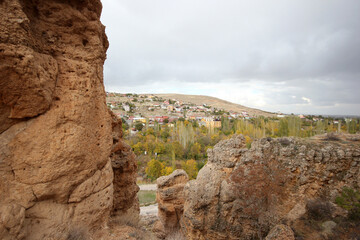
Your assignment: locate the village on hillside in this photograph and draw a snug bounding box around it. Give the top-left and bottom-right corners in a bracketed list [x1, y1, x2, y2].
[107, 92, 256, 129]
[106, 92, 357, 134]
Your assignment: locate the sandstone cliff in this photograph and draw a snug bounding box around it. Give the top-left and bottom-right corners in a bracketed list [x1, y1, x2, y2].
[181, 135, 360, 239]
[0, 1, 138, 239]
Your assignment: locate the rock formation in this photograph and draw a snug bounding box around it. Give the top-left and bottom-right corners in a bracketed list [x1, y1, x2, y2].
[154, 169, 188, 239]
[264, 224, 295, 240]
[0, 1, 138, 239]
[110, 111, 140, 221]
[181, 135, 360, 239]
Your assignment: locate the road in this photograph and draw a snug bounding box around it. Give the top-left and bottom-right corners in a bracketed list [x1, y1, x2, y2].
[140, 203, 158, 216]
[139, 184, 157, 191]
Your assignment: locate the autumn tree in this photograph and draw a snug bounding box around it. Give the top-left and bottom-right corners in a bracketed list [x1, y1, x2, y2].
[145, 159, 164, 181]
[181, 159, 198, 179]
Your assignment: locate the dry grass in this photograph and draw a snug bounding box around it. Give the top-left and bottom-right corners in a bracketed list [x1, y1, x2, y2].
[111, 213, 140, 228]
[166, 229, 186, 240]
[67, 226, 89, 240]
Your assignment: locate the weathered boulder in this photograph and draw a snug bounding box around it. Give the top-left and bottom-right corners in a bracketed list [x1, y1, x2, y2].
[265, 224, 295, 240]
[155, 169, 188, 238]
[0, 1, 138, 239]
[181, 135, 360, 239]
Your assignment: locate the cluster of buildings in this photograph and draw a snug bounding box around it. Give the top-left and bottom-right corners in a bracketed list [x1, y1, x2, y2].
[106, 93, 254, 131]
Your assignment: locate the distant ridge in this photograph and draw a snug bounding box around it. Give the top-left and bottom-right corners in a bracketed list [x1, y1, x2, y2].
[153, 93, 275, 117]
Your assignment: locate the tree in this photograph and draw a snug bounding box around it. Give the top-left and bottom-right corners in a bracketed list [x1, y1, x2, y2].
[189, 142, 202, 159]
[135, 122, 144, 131]
[278, 118, 289, 136]
[146, 159, 164, 181]
[181, 159, 198, 179]
[132, 142, 144, 155]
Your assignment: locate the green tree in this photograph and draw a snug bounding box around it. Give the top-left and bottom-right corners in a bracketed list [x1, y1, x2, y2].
[278, 118, 289, 136]
[135, 122, 144, 131]
[189, 142, 202, 160]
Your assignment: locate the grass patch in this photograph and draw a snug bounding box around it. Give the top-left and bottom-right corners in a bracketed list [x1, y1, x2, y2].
[138, 190, 156, 206]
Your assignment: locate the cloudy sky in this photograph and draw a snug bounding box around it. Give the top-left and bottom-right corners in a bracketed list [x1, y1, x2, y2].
[100, 0, 360, 115]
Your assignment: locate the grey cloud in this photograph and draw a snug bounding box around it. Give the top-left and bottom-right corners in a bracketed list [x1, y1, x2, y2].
[101, 0, 360, 115]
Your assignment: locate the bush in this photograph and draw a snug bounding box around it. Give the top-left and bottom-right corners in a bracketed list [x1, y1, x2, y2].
[325, 132, 340, 141]
[306, 199, 334, 220]
[278, 138, 291, 146]
[335, 187, 360, 220]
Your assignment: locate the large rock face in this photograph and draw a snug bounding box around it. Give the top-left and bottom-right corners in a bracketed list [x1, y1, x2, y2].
[0, 1, 138, 239]
[181, 135, 360, 240]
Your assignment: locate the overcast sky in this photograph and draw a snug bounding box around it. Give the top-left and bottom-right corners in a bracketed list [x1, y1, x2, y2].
[100, 0, 360, 115]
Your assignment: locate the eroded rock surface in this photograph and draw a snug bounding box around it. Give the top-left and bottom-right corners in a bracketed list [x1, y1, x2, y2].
[181, 135, 360, 240]
[0, 1, 138, 239]
[110, 111, 140, 221]
[155, 169, 188, 239]
[265, 224, 295, 240]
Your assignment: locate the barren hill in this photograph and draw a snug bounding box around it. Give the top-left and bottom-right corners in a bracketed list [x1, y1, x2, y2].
[154, 93, 275, 117]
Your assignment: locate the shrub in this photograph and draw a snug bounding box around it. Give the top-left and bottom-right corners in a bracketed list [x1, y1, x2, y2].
[306, 199, 334, 220]
[278, 138, 291, 146]
[335, 187, 360, 220]
[244, 135, 252, 149]
[325, 132, 340, 141]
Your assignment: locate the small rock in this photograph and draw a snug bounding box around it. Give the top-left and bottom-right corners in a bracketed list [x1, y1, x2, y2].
[322, 220, 337, 235]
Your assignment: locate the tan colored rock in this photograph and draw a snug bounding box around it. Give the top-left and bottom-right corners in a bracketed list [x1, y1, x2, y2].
[156, 169, 188, 238]
[181, 135, 360, 240]
[0, 203, 26, 240]
[110, 111, 140, 219]
[265, 224, 295, 240]
[285, 202, 306, 222]
[0, 1, 139, 239]
[152, 220, 166, 239]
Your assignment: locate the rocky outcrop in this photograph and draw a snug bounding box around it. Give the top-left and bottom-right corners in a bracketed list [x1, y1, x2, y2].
[155, 169, 188, 238]
[110, 111, 140, 221]
[0, 1, 138, 239]
[181, 135, 360, 239]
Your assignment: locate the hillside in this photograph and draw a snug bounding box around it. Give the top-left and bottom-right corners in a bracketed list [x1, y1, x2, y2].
[154, 93, 275, 117]
[107, 92, 275, 118]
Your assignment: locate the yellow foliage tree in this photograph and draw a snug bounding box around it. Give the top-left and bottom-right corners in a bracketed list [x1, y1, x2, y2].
[145, 159, 164, 181]
[182, 159, 198, 179]
[161, 166, 174, 176]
